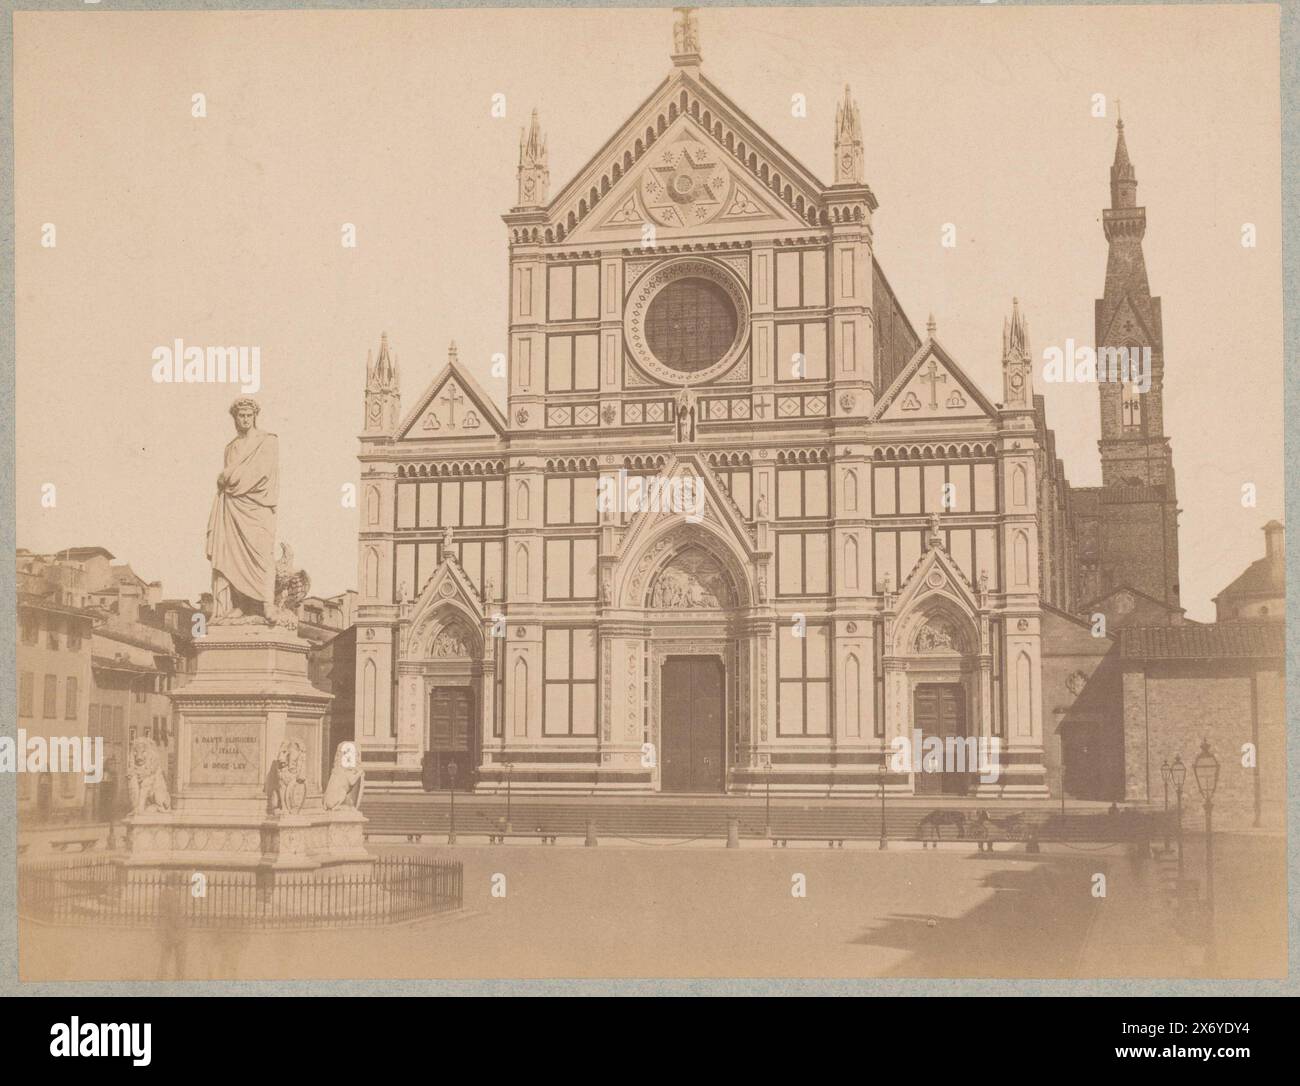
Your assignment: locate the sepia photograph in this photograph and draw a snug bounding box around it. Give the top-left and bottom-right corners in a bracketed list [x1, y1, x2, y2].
[4, 0, 1293, 1019]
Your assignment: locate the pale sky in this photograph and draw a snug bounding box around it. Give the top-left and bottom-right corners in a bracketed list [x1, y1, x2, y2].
[14, 6, 1282, 621]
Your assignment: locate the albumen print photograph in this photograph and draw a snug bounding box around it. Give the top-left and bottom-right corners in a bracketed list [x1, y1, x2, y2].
[11, 3, 1287, 983]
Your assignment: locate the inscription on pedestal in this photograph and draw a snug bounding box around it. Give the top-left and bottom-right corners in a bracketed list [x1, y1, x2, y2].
[190, 722, 262, 785]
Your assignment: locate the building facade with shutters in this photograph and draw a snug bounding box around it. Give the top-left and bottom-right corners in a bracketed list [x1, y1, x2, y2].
[352, 10, 1183, 798]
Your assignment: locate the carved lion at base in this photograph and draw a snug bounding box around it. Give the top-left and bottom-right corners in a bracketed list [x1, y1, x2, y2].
[127, 738, 172, 814]
[268, 739, 307, 816]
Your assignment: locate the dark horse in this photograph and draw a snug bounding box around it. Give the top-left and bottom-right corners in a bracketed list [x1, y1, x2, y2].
[917, 809, 966, 848]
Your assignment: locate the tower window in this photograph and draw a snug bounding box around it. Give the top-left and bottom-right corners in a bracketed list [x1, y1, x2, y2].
[1120, 382, 1142, 429]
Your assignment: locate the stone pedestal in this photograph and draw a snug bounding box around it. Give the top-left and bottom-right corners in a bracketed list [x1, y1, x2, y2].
[124, 625, 371, 879]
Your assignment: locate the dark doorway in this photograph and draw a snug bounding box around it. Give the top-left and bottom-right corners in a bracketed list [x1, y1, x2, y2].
[660, 656, 725, 793]
[1061, 718, 1124, 801]
[36, 774, 52, 821]
[424, 686, 475, 791]
[913, 683, 971, 796]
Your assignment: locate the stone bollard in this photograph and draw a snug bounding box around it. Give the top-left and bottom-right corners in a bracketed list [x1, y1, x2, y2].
[727, 817, 740, 849]
[585, 819, 597, 847]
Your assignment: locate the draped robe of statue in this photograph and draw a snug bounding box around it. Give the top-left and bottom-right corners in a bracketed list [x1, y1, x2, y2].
[206, 428, 279, 612]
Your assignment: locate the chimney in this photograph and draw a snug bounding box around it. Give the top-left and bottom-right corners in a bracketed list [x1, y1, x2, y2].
[1263, 520, 1284, 562]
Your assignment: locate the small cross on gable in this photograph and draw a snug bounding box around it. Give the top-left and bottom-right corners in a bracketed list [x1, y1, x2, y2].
[920, 358, 947, 409]
[439, 383, 465, 428]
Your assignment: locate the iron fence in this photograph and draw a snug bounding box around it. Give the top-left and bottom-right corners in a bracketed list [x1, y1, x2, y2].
[18, 856, 462, 929]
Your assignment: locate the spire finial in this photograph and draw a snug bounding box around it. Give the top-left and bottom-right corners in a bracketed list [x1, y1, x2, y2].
[1110, 109, 1137, 208]
[517, 109, 549, 208]
[1003, 297, 1030, 361]
[368, 331, 398, 395]
[833, 84, 865, 185]
[448, 340, 459, 365]
[671, 7, 701, 66]
[926, 313, 937, 337]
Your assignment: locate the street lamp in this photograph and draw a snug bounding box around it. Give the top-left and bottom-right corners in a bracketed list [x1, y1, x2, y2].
[1193, 739, 1220, 971]
[446, 761, 459, 845]
[1160, 760, 1172, 853]
[1170, 754, 1187, 880]
[878, 758, 888, 851]
[1059, 731, 1067, 821]
[763, 761, 772, 839]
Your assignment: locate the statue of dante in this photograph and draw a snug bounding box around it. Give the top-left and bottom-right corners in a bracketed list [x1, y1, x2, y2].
[206, 397, 279, 621]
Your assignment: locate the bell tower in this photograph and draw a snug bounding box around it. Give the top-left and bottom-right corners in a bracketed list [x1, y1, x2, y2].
[1090, 116, 1182, 614]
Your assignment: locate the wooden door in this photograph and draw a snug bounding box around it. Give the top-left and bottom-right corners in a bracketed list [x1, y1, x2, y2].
[660, 657, 725, 793]
[913, 684, 970, 796]
[424, 687, 475, 790]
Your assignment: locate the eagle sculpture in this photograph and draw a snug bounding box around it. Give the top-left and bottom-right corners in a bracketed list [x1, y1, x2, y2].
[273, 543, 311, 626]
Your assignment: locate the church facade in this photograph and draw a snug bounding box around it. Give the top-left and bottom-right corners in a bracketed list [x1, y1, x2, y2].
[352, 10, 1179, 798]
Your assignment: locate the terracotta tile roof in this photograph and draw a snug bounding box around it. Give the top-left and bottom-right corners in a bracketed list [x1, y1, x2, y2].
[1215, 556, 1284, 601]
[1119, 622, 1284, 660]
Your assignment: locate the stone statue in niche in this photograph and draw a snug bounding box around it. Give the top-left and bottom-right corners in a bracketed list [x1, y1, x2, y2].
[915, 620, 956, 652]
[674, 387, 697, 443]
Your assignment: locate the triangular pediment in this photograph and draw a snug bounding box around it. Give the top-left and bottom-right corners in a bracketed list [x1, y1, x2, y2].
[872, 339, 997, 423]
[616, 454, 757, 555]
[568, 114, 811, 244]
[396, 360, 506, 441]
[609, 453, 763, 609]
[402, 554, 487, 658]
[537, 70, 840, 243]
[894, 539, 981, 616]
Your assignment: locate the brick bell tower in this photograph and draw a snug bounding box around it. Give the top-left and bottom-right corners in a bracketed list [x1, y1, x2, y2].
[1091, 114, 1182, 613]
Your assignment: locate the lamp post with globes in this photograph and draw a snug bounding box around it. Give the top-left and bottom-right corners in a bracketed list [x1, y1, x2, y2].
[878, 757, 888, 850]
[1160, 760, 1172, 854]
[1170, 754, 1187, 880]
[1193, 740, 1220, 971]
[764, 760, 773, 839]
[446, 761, 459, 845]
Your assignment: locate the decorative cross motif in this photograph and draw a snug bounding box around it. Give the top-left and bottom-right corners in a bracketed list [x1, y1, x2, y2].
[920, 359, 947, 409]
[439, 384, 465, 428]
[1121, 382, 1142, 428]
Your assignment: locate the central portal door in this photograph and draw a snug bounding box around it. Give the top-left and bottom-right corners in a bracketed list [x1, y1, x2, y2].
[913, 683, 970, 796]
[660, 656, 725, 793]
[424, 686, 475, 791]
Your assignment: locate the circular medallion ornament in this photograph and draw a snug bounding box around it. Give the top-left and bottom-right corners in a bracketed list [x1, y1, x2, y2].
[640, 138, 730, 228]
[625, 258, 750, 385]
